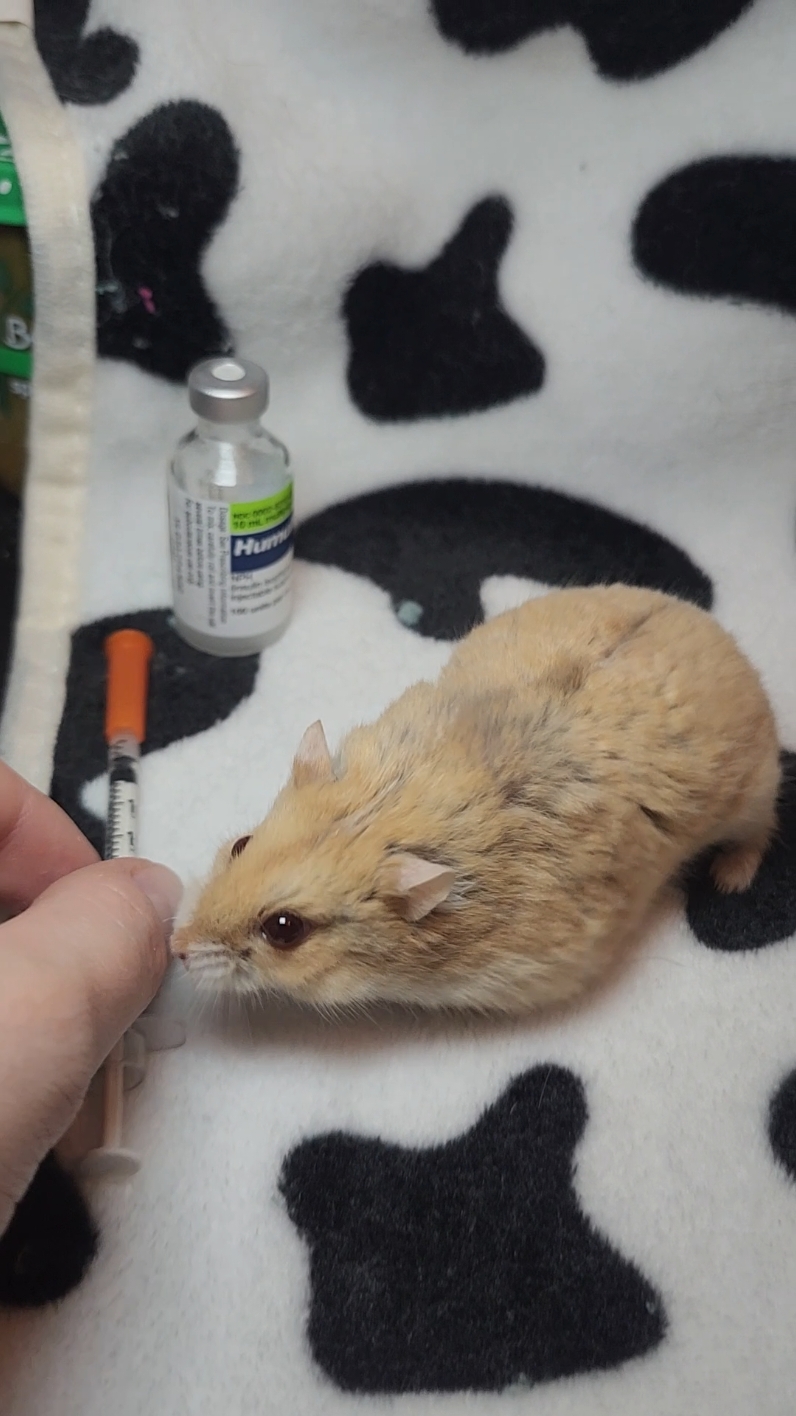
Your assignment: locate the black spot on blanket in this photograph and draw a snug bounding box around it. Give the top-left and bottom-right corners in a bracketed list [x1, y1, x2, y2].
[93, 102, 239, 383]
[281, 1066, 666, 1393]
[769, 1069, 796, 1184]
[34, 0, 139, 106]
[51, 609, 259, 852]
[0, 1153, 98, 1308]
[431, 0, 754, 79]
[686, 752, 796, 952]
[295, 478, 713, 640]
[344, 198, 544, 421]
[634, 158, 796, 316]
[0, 486, 20, 716]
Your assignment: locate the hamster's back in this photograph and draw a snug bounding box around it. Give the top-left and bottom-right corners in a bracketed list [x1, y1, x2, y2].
[439, 585, 777, 856]
[441, 585, 698, 693]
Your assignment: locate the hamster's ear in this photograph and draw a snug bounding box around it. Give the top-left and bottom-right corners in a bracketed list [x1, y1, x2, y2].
[380, 853, 456, 922]
[292, 721, 334, 786]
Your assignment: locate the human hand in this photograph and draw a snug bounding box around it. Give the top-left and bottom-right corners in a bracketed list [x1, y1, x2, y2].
[0, 761, 182, 1236]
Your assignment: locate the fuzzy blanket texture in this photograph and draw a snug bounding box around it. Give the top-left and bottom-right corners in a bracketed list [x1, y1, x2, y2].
[3, 0, 796, 1413]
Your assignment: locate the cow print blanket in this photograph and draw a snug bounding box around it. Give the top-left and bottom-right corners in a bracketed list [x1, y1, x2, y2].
[2, 1, 796, 1412]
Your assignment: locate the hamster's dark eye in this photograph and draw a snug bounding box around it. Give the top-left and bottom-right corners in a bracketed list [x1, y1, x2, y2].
[260, 911, 311, 950]
[231, 835, 251, 859]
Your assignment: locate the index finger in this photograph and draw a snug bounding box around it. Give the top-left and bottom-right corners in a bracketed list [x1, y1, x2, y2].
[0, 761, 98, 913]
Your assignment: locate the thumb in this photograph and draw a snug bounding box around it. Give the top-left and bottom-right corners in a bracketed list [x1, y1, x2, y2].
[0, 859, 182, 1228]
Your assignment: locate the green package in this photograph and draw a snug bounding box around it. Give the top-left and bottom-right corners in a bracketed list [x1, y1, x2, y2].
[0, 112, 33, 494]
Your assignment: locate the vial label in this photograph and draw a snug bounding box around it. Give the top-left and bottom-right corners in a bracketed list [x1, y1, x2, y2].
[168, 484, 293, 639]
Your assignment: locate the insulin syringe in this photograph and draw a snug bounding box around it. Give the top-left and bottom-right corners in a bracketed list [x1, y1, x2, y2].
[104, 630, 152, 861]
[80, 630, 155, 1180]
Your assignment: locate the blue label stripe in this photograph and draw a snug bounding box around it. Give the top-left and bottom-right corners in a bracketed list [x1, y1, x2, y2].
[230, 515, 293, 574]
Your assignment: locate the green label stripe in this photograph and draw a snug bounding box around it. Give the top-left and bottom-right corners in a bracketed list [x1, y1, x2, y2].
[0, 347, 31, 378]
[0, 117, 26, 227]
[230, 485, 293, 534]
[0, 173, 26, 227]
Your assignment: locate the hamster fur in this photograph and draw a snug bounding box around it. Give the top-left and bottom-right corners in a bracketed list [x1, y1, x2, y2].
[173, 585, 780, 1015]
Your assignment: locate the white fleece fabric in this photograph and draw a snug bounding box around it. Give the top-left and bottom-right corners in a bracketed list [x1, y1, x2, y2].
[2, 1, 796, 1412]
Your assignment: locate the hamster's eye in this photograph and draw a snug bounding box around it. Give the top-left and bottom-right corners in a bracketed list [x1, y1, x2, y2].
[231, 835, 251, 859]
[260, 910, 311, 950]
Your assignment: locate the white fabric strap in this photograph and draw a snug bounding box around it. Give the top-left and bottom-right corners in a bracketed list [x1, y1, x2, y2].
[0, 2, 31, 23]
[0, 21, 95, 787]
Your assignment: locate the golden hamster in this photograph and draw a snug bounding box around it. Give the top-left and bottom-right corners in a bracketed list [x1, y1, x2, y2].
[173, 585, 780, 1014]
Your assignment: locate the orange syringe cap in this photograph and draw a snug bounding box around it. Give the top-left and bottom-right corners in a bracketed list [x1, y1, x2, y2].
[104, 629, 155, 744]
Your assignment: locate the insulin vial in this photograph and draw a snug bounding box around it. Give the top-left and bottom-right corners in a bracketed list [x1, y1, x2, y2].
[168, 357, 293, 656]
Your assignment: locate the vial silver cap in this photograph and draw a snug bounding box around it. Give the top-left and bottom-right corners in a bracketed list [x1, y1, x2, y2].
[188, 357, 269, 423]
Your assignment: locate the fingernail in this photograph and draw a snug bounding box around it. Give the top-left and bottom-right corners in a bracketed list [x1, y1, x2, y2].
[134, 864, 184, 938]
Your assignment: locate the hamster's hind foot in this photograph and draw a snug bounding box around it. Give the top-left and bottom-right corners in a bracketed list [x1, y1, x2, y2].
[709, 840, 766, 894]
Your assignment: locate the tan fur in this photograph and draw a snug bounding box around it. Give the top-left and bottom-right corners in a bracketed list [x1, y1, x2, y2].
[172, 586, 780, 1015]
